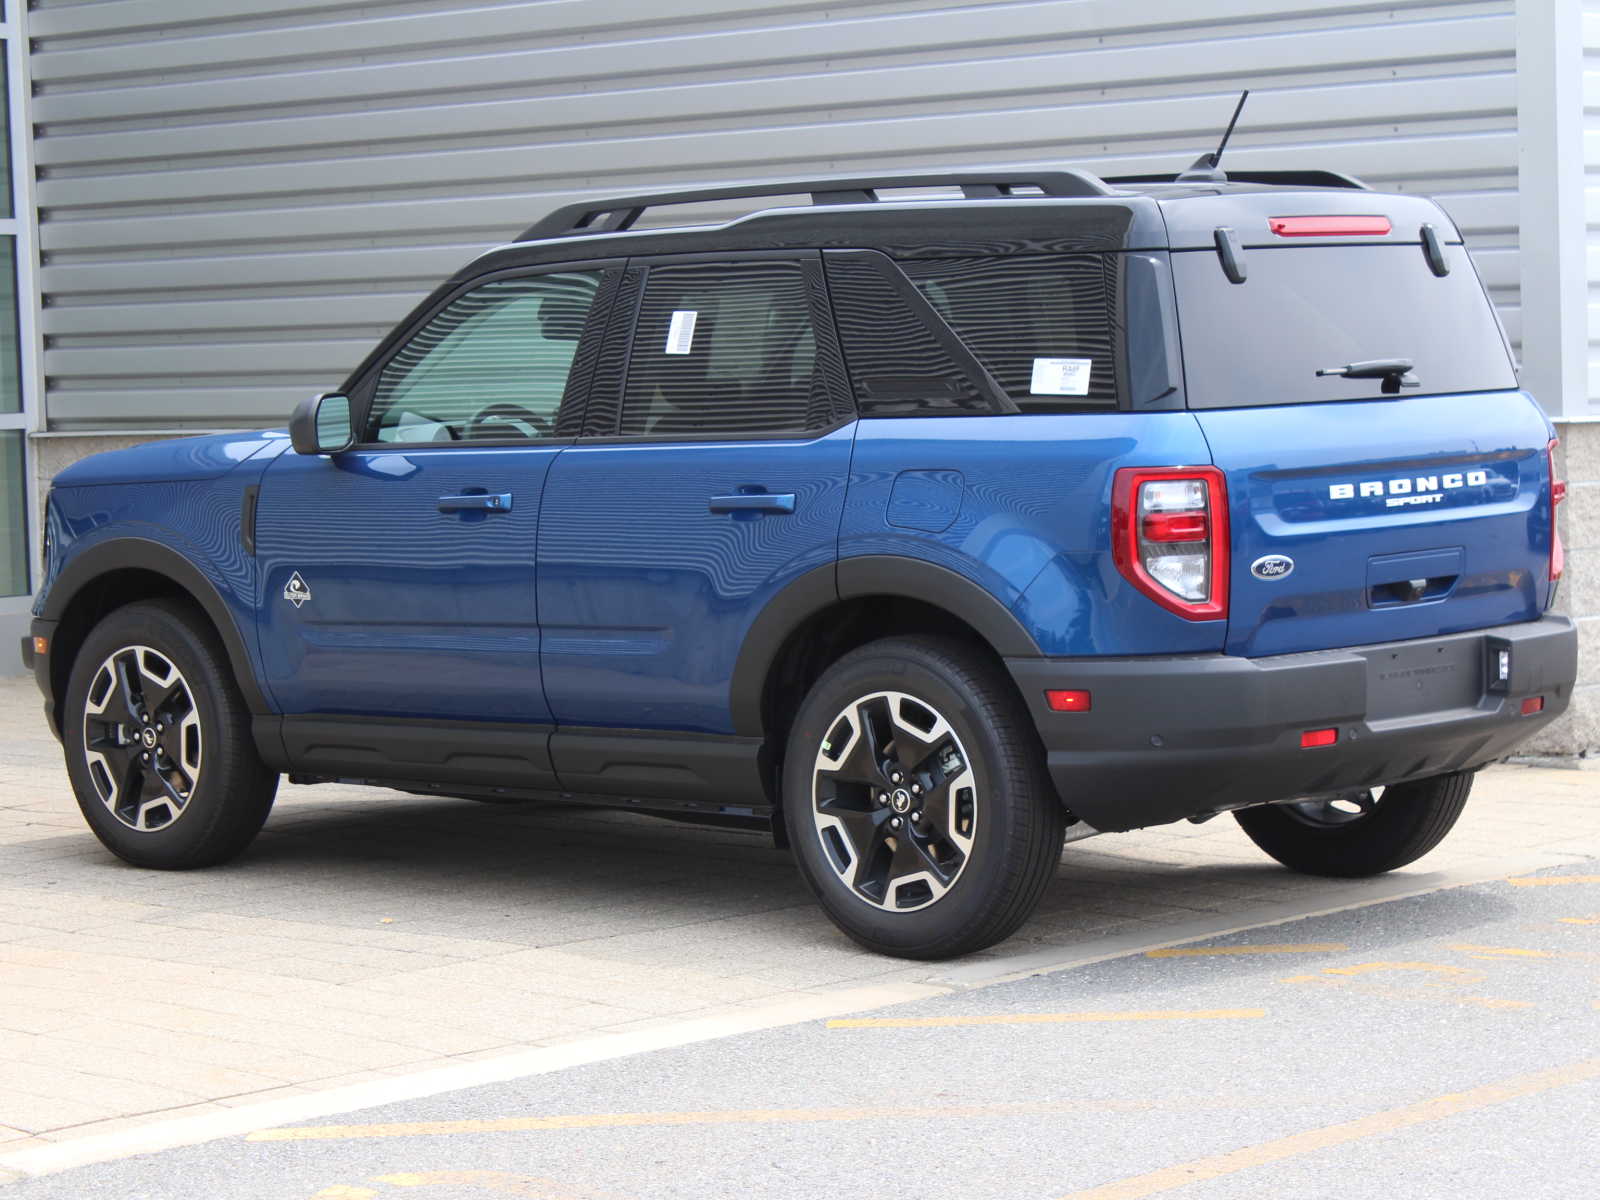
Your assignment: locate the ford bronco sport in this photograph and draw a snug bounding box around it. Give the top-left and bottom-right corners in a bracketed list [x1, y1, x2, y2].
[23, 164, 1577, 959]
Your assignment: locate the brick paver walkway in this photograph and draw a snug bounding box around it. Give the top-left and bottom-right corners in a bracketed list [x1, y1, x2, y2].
[1, 673, 1595, 1154]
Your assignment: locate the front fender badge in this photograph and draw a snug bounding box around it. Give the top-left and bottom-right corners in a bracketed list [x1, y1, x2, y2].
[283, 572, 312, 609]
[1250, 554, 1295, 581]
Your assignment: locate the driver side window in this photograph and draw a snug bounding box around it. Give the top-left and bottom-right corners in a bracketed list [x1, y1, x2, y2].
[365, 271, 604, 443]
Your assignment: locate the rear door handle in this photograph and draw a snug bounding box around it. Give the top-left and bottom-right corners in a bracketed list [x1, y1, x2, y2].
[438, 492, 513, 513]
[709, 493, 796, 515]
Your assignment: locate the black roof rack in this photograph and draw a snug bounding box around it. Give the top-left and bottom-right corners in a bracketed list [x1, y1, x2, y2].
[1103, 168, 1370, 191]
[517, 168, 1115, 241]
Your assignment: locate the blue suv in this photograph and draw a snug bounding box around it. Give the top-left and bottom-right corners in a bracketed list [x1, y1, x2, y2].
[22, 167, 1578, 959]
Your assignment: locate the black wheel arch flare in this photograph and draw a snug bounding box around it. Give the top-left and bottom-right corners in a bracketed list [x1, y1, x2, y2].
[728, 555, 1042, 739]
[38, 538, 276, 735]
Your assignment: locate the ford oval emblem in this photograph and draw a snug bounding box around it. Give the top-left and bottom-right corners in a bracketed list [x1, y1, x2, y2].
[1251, 554, 1295, 581]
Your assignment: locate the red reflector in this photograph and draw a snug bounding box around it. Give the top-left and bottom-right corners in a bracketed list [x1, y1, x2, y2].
[1521, 697, 1545, 715]
[1045, 689, 1092, 713]
[1300, 728, 1338, 749]
[1548, 438, 1565, 582]
[1141, 511, 1209, 543]
[1269, 215, 1392, 238]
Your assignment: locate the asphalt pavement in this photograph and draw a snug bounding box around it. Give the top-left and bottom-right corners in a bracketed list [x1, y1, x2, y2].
[3, 860, 1595, 1200]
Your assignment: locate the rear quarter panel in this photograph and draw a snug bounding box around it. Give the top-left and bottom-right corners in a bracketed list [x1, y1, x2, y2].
[842, 413, 1225, 655]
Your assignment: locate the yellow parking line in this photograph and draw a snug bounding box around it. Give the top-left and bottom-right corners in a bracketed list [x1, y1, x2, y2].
[827, 1009, 1265, 1029]
[1558, 916, 1600, 925]
[1450, 943, 1555, 960]
[1055, 1055, 1600, 1200]
[252, 1096, 1244, 1144]
[1146, 943, 1347, 958]
[1506, 874, 1600, 887]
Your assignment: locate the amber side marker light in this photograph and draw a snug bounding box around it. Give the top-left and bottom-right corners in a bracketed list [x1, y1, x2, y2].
[1522, 697, 1546, 716]
[1045, 689, 1092, 713]
[1300, 728, 1338, 749]
[32, 636, 47, 656]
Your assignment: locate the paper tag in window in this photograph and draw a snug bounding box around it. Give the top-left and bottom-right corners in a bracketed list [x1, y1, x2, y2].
[1030, 357, 1092, 396]
[665, 310, 699, 355]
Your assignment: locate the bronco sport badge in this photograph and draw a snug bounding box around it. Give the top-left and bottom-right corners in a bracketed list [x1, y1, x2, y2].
[283, 572, 312, 609]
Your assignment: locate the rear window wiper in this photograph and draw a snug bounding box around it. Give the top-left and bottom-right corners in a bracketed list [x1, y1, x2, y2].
[1315, 358, 1419, 394]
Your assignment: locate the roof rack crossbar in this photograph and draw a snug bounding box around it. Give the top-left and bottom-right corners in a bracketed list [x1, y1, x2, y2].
[1103, 169, 1370, 191]
[517, 169, 1114, 241]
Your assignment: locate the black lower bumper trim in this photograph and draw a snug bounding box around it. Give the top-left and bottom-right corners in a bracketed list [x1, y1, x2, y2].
[1006, 615, 1577, 833]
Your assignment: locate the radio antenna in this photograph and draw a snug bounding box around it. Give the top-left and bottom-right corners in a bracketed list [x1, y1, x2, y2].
[1178, 90, 1250, 182]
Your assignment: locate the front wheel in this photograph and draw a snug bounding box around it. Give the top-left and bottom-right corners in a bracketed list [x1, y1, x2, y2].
[1233, 771, 1473, 878]
[783, 636, 1064, 960]
[63, 599, 278, 869]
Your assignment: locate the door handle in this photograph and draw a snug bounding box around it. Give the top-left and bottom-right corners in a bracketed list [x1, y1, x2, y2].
[438, 492, 513, 513]
[709, 493, 796, 515]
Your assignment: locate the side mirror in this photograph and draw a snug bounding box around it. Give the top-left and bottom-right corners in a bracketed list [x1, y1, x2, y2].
[290, 393, 355, 456]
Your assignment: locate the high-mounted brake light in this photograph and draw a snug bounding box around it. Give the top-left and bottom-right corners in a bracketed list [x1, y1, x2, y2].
[1112, 467, 1229, 620]
[1547, 438, 1565, 583]
[1269, 215, 1391, 238]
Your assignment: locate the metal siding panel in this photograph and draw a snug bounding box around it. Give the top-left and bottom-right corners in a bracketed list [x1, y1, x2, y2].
[30, 0, 1520, 430]
[1586, 3, 1600, 403]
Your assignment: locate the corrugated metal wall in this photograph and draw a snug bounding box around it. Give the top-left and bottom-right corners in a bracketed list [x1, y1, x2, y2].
[1586, 0, 1600, 405]
[28, 0, 1520, 431]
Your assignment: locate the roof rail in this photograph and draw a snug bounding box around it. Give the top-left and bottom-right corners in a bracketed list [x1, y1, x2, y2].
[517, 168, 1116, 241]
[1103, 168, 1370, 191]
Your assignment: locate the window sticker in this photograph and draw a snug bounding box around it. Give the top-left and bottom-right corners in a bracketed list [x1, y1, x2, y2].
[665, 310, 699, 355]
[1029, 357, 1093, 396]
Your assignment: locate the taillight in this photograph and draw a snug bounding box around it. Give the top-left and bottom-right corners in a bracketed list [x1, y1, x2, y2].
[1112, 466, 1229, 620]
[1548, 437, 1565, 583]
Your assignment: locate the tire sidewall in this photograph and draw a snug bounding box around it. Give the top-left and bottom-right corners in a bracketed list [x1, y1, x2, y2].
[783, 642, 1035, 955]
[64, 601, 248, 868]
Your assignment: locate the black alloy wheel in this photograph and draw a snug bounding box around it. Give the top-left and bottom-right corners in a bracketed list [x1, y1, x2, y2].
[785, 636, 1065, 960]
[1234, 771, 1473, 878]
[64, 599, 278, 869]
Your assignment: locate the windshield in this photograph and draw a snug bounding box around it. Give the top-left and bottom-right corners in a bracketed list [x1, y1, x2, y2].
[1172, 243, 1516, 409]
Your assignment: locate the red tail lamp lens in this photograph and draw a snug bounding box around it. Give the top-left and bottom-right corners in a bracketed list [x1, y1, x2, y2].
[1045, 689, 1092, 713]
[1111, 466, 1229, 621]
[1521, 697, 1545, 716]
[1300, 728, 1339, 749]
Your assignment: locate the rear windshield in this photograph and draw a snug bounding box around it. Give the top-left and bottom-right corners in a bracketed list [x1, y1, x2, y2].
[1172, 243, 1516, 409]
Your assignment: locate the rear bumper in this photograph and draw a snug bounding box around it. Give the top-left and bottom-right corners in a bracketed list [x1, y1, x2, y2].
[1005, 615, 1577, 833]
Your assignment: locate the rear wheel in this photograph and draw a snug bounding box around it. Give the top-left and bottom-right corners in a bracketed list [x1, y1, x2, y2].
[63, 599, 278, 869]
[783, 636, 1064, 960]
[1233, 771, 1472, 878]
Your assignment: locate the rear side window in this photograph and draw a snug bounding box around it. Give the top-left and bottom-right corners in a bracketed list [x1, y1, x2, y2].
[620, 260, 832, 437]
[1173, 243, 1517, 408]
[367, 271, 603, 443]
[824, 254, 990, 416]
[901, 255, 1121, 410]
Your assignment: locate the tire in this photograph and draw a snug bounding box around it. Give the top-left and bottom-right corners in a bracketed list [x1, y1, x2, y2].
[62, 598, 278, 869]
[1233, 771, 1473, 878]
[782, 635, 1065, 960]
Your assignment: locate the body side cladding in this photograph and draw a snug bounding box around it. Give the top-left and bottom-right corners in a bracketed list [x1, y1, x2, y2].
[727, 556, 1043, 740]
[275, 716, 769, 814]
[838, 556, 1040, 657]
[38, 539, 282, 762]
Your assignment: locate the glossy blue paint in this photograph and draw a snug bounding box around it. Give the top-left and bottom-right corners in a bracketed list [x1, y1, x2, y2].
[253, 443, 558, 721]
[537, 427, 854, 734]
[1195, 390, 1554, 657]
[51, 430, 283, 487]
[843, 414, 1226, 656]
[886, 469, 964, 532]
[37, 453, 282, 689]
